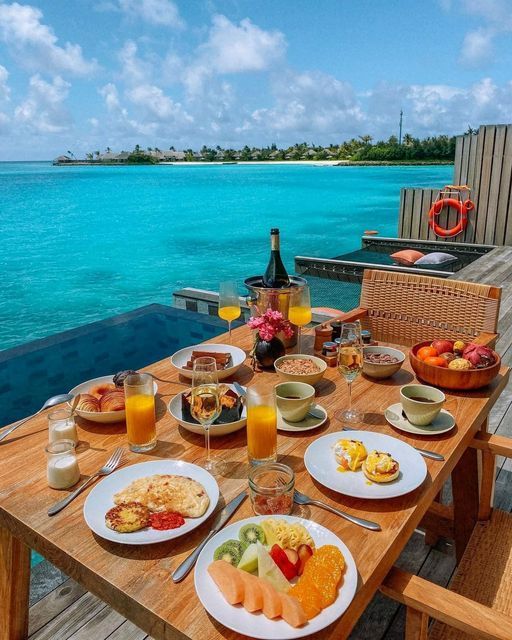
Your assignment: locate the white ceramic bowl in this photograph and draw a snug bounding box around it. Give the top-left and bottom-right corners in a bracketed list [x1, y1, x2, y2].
[170, 344, 246, 381]
[68, 375, 157, 424]
[274, 354, 327, 386]
[168, 383, 247, 436]
[362, 346, 405, 379]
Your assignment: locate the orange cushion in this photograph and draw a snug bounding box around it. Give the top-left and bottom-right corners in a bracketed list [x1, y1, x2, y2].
[390, 249, 425, 266]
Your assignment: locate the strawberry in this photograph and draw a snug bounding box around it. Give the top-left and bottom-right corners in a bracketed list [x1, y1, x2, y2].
[297, 544, 314, 576]
[269, 544, 297, 580]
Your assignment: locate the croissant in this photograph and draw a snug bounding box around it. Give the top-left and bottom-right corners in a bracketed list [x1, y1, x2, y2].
[100, 390, 125, 412]
[89, 383, 117, 399]
[77, 394, 100, 412]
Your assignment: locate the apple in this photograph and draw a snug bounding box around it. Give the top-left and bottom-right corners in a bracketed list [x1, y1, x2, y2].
[431, 339, 454, 355]
[297, 544, 314, 576]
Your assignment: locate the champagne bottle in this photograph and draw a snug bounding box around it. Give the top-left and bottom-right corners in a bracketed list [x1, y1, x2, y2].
[262, 228, 290, 288]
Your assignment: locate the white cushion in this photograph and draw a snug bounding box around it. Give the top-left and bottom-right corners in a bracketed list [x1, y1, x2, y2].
[414, 252, 457, 265]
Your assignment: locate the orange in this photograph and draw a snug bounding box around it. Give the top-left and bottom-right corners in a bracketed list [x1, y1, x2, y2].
[417, 346, 438, 361]
[424, 356, 448, 368]
[302, 565, 338, 607]
[288, 581, 322, 620]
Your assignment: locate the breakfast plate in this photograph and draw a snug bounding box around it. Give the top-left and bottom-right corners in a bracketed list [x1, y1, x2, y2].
[194, 515, 358, 639]
[277, 404, 327, 432]
[304, 431, 427, 499]
[168, 383, 247, 436]
[68, 375, 158, 424]
[170, 343, 246, 381]
[385, 403, 455, 436]
[83, 460, 219, 544]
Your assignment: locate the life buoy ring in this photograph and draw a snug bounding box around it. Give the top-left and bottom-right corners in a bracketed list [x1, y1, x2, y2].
[428, 197, 474, 237]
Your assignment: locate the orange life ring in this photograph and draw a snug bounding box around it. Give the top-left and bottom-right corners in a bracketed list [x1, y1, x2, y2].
[428, 197, 474, 237]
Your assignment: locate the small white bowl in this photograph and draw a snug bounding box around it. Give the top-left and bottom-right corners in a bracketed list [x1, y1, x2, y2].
[274, 354, 327, 386]
[362, 346, 405, 379]
[168, 384, 247, 436]
[170, 344, 246, 381]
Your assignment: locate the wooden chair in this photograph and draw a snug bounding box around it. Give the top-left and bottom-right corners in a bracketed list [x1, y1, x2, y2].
[380, 433, 512, 640]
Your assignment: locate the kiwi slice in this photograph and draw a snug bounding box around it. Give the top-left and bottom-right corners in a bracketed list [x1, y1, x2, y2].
[238, 523, 266, 546]
[213, 539, 244, 566]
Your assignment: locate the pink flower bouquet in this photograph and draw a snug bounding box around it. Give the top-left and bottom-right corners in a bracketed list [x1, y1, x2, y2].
[247, 309, 294, 342]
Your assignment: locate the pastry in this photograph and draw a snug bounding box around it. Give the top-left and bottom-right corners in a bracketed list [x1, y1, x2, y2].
[334, 439, 367, 471]
[89, 382, 116, 399]
[99, 390, 125, 412]
[76, 394, 100, 412]
[362, 450, 400, 483]
[105, 501, 150, 533]
[181, 385, 242, 424]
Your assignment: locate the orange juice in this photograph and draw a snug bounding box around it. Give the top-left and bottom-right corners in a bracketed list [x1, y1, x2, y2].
[218, 305, 241, 322]
[289, 305, 312, 327]
[247, 405, 277, 463]
[125, 394, 156, 447]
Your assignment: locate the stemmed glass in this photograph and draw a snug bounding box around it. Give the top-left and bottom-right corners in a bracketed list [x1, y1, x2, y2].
[218, 281, 241, 344]
[289, 285, 312, 353]
[336, 322, 364, 424]
[190, 357, 223, 474]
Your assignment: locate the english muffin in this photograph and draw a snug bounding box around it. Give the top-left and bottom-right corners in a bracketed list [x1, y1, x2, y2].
[334, 439, 367, 471]
[362, 450, 400, 483]
[105, 501, 151, 533]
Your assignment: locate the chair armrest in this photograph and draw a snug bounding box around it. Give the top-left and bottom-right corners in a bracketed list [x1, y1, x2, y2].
[473, 332, 499, 348]
[381, 567, 512, 640]
[471, 432, 512, 458]
[319, 307, 368, 327]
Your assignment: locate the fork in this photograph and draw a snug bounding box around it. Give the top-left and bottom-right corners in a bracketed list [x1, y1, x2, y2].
[293, 490, 381, 531]
[47, 447, 124, 516]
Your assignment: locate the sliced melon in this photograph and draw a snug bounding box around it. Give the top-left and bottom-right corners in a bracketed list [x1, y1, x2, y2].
[238, 543, 258, 573]
[256, 540, 290, 592]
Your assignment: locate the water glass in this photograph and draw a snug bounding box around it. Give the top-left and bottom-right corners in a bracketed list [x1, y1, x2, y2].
[289, 285, 312, 353]
[218, 280, 241, 344]
[124, 373, 157, 453]
[246, 387, 277, 466]
[337, 322, 364, 424]
[191, 357, 223, 474]
[48, 409, 78, 445]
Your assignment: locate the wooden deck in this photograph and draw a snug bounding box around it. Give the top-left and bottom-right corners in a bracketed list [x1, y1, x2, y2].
[27, 246, 512, 640]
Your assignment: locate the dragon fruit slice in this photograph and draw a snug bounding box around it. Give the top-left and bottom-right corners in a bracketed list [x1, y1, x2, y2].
[462, 344, 496, 369]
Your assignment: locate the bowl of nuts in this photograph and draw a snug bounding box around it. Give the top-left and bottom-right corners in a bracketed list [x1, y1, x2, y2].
[274, 354, 327, 386]
[363, 346, 405, 379]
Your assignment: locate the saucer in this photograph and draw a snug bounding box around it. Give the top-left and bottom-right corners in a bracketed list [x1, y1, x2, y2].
[385, 402, 455, 435]
[277, 403, 328, 432]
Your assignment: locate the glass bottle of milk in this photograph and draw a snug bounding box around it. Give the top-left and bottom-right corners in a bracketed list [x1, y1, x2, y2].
[48, 409, 78, 446]
[46, 440, 80, 489]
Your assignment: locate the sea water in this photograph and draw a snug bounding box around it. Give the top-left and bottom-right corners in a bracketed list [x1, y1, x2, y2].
[0, 162, 451, 350]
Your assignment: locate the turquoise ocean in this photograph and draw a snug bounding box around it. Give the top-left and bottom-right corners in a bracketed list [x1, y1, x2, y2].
[0, 162, 452, 351]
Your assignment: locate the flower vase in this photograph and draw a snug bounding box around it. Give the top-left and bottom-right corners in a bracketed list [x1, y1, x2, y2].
[254, 336, 285, 369]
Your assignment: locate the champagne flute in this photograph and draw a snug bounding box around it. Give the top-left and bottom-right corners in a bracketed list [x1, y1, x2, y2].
[218, 280, 241, 344]
[190, 357, 223, 474]
[336, 322, 364, 424]
[289, 285, 312, 353]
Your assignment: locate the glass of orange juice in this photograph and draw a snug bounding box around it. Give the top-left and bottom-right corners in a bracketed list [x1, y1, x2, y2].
[289, 284, 312, 353]
[218, 280, 241, 344]
[246, 387, 277, 466]
[123, 373, 157, 453]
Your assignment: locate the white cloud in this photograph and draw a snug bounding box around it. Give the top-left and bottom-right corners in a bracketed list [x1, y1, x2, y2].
[14, 74, 72, 133]
[0, 65, 10, 102]
[118, 40, 153, 85]
[126, 83, 192, 123]
[99, 83, 121, 112]
[460, 28, 494, 66]
[0, 2, 96, 75]
[118, 0, 184, 28]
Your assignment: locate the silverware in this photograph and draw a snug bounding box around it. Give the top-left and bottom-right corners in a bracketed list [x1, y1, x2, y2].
[47, 447, 124, 516]
[294, 490, 381, 531]
[0, 393, 75, 443]
[172, 490, 247, 583]
[341, 425, 445, 461]
[232, 381, 323, 420]
[69, 393, 81, 418]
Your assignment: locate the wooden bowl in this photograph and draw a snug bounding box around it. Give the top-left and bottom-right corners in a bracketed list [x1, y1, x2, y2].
[409, 341, 501, 390]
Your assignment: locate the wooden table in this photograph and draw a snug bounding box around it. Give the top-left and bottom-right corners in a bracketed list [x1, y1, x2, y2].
[0, 326, 509, 640]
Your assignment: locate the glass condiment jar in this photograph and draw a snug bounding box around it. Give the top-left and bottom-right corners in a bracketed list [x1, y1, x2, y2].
[322, 341, 338, 367]
[46, 440, 80, 489]
[331, 320, 342, 341]
[48, 409, 78, 445]
[248, 462, 294, 515]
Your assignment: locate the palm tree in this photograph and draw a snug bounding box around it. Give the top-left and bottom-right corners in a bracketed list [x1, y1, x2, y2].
[95, 150, 100, 159]
[465, 126, 478, 135]
[403, 133, 414, 146]
[358, 135, 373, 145]
[106, 146, 111, 153]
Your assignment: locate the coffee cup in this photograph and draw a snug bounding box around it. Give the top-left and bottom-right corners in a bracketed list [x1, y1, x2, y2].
[275, 382, 315, 422]
[400, 384, 445, 426]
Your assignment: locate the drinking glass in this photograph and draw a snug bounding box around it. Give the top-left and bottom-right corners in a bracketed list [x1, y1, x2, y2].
[48, 409, 78, 445]
[246, 387, 277, 466]
[218, 280, 241, 344]
[190, 357, 223, 474]
[289, 285, 312, 353]
[336, 322, 364, 424]
[124, 373, 157, 452]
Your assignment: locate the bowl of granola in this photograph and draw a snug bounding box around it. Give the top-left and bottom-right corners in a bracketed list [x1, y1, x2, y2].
[363, 346, 405, 379]
[274, 354, 327, 386]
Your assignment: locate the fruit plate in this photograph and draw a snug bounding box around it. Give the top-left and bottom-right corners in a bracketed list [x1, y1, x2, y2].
[304, 431, 427, 500]
[170, 343, 246, 381]
[410, 341, 501, 390]
[83, 460, 219, 545]
[194, 515, 358, 640]
[68, 375, 158, 424]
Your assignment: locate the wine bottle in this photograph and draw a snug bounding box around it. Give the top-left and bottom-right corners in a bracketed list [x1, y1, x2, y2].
[262, 228, 290, 288]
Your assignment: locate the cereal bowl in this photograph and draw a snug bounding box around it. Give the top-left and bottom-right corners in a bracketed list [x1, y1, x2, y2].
[274, 354, 327, 386]
[363, 346, 405, 380]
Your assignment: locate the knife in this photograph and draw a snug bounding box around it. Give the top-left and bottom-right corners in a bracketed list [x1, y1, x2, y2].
[341, 425, 445, 461]
[171, 490, 247, 583]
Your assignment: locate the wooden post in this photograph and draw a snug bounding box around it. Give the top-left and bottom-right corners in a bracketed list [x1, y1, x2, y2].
[0, 526, 30, 640]
[405, 607, 428, 640]
[452, 447, 480, 563]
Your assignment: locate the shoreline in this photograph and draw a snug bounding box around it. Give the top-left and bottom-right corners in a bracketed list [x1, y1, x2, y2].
[51, 159, 454, 167]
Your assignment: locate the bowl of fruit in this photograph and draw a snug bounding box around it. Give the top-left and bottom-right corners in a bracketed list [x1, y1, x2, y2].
[410, 339, 501, 390]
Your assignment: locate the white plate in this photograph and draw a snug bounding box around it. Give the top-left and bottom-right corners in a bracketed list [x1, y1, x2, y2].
[277, 403, 328, 432]
[69, 375, 158, 424]
[385, 403, 455, 436]
[168, 384, 247, 436]
[194, 515, 358, 639]
[83, 460, 219, 544]
[304, 431, 427, 500]
[170, 343, 246, 381]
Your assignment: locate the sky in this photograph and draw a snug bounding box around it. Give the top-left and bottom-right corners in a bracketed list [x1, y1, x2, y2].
[0, 0, 511, 160]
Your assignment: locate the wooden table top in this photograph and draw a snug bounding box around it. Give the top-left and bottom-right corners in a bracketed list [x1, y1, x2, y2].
[0, 326, 509, 640]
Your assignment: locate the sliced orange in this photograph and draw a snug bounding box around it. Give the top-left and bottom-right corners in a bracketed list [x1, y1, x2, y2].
[288, 581, 322, 620]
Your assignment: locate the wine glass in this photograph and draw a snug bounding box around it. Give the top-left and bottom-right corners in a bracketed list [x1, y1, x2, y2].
[190, 357, 223, 474]
[218, 280, 241, 344]
[289, 285, 312, 353]
[336, 322, 364, 424]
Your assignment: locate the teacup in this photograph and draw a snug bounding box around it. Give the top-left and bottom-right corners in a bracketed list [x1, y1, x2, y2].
[400, 384, 445, 426]
[275, 382, 315, 422]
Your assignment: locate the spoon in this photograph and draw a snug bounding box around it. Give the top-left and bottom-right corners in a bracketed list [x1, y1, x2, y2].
[0, 393, 74, 443]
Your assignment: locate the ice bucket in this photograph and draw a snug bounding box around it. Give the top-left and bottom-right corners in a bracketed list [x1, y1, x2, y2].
[244, 275, 307, 348]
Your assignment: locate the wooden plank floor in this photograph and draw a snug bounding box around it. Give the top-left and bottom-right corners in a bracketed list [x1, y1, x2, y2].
[27, 246, 512, 640]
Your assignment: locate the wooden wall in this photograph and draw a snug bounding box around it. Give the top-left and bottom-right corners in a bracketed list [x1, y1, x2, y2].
[398, 124, 512, 245]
